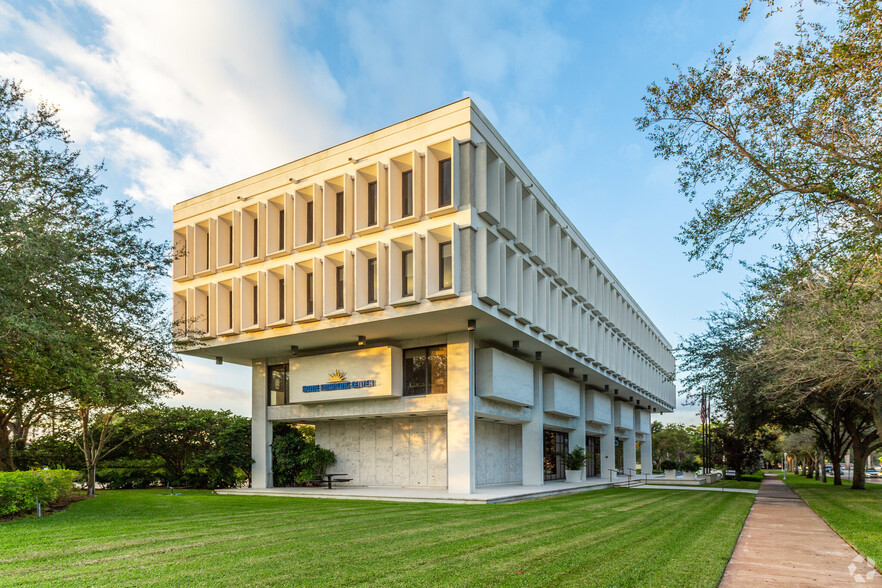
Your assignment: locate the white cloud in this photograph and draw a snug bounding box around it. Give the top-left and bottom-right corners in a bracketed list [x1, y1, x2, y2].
[0, 51, 102, 143]
[3, 0, 351, 208]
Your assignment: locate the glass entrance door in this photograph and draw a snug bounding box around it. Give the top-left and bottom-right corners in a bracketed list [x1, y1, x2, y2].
[585, 435, 601, 477]
[543, 430, 568, 481]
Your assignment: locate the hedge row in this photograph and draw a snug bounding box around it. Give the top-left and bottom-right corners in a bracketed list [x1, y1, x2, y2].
[0, 470, 79, 517]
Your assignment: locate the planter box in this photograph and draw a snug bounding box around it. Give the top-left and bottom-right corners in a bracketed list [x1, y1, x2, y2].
[664, 469, 678, 479]
[565, 469, 582, 483]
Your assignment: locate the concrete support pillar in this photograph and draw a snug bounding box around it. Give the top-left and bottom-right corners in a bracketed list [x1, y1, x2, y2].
[640, 430, 653, 475]
[623, 433, 637, 474]
[522, 360, 545, 486]
[447, 331, 475, 494]
[251, 360, 273, 489]
[600, 425, 615, 482]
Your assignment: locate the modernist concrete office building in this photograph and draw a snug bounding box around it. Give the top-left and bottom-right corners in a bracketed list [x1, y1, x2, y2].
[173, 99, 676, 495]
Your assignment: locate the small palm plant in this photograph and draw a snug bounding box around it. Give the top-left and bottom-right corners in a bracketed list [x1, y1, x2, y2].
[562, 446, 588, 471]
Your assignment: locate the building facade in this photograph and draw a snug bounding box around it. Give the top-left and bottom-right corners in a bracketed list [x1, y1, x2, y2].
[172, 99, 676, 494]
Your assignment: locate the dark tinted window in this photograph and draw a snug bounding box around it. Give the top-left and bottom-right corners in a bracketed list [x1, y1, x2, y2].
[367, 181, 378, 226]
[306, 271, 314, 315]
[335, 265, 344, 309]
[402, 249, 413, 297]
[402, 170, 413, 217]
[438, 158, 451, 207]
[335, 191, 344, 235]
[367, 257, 377, 304]
[439, 241, 452, 290]
[268, 364, 289, 406]
[403, 345, 447, 396]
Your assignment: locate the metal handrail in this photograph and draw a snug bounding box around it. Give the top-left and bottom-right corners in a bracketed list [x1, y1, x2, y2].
[608, 468, 618, 483]
[624, 467, 638, 488]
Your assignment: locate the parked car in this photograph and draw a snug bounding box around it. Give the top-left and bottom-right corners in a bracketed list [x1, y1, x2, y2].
[865, 469, 879, 479]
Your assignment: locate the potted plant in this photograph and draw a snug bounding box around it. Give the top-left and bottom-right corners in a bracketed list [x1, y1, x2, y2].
[660, 459, 678, 479]
[679, 459, 700, 480]
[561, 446, 587, 483]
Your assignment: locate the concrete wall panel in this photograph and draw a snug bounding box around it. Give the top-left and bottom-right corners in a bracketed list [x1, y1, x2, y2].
[475, 421, 523, 486]
[542, 374, 580, 417]
[475, 348, 534, 406]
[315, 416, 447, 488]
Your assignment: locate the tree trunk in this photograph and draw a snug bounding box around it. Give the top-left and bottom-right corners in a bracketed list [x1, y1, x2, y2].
[852, 444, 867, 490]
[821, 450, 827, 483]
[0, 421, 14, 471]
[80, 407, 96, 497]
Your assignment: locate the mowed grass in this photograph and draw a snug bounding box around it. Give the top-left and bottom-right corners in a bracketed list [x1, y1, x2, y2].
[780, 472, 882, 565]
[707, 473, 763, 490]
[0, 488, 753, 587]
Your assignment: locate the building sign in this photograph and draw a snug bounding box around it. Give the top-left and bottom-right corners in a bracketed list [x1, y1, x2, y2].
[287, 347, 402, 404]
[302, 369, 377, 393]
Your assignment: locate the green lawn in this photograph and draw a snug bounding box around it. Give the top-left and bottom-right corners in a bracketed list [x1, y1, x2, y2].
[707, 473, 764, 490]
[779, 472, 882, 565]
[0, 488, 753, 587]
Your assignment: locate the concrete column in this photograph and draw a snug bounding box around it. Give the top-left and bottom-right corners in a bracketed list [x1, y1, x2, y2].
[522, 359, 545, 486]
[570, 386, 586, 478]
[447, 331, 475, 494]
[600, 425, 615, 482]
[623, 433, 637, 474]
[251, 360, 273, 488]
[640, 430, 653, 475]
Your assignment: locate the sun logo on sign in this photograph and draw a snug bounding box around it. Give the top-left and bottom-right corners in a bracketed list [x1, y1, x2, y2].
[328, 369, 347, 383]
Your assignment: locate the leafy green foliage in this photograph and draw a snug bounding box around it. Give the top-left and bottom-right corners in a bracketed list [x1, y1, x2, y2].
[637, 1, 882, 274]
[127, 406, 251, 489]
[652, 423, 701, 465]
[271, 424, 336, 486]
[0, 77, 180, 490]
[678, 459, 700, 473]
[0, 469, 77, 517]
[561, 446, 588, 471]
[659, 459, 679, 471]
[95, 457, 164, 490]
[563, 446, 587, 471]
[11, 433, 81, 471]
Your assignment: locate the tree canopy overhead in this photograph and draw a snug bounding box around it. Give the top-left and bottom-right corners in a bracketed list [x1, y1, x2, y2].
[637, 0, 882, 273]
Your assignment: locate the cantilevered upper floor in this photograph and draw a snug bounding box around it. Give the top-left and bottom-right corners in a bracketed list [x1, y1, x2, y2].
[172, 98, 676, 411]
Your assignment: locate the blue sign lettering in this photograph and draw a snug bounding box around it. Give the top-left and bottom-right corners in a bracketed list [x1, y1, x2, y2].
[302, 380, 377, 393]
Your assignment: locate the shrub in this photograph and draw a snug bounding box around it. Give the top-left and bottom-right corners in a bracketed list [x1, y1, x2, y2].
[659, 459, 678, 471]
[0, 470, 78, 517]
[294, 446, 337, 486]
[679, 460, 700, 473]
[96, 458, 162, 489]
[271, 424, 336, 487]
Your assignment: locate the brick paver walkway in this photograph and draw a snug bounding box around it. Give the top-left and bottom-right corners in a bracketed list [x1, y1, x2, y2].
[720, 473, 881, 586]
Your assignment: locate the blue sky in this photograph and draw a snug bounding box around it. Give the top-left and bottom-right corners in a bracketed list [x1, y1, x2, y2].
[0, 0, 827, 423]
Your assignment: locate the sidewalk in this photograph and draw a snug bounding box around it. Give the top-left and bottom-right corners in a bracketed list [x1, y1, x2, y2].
[720, 473, 882, 586]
